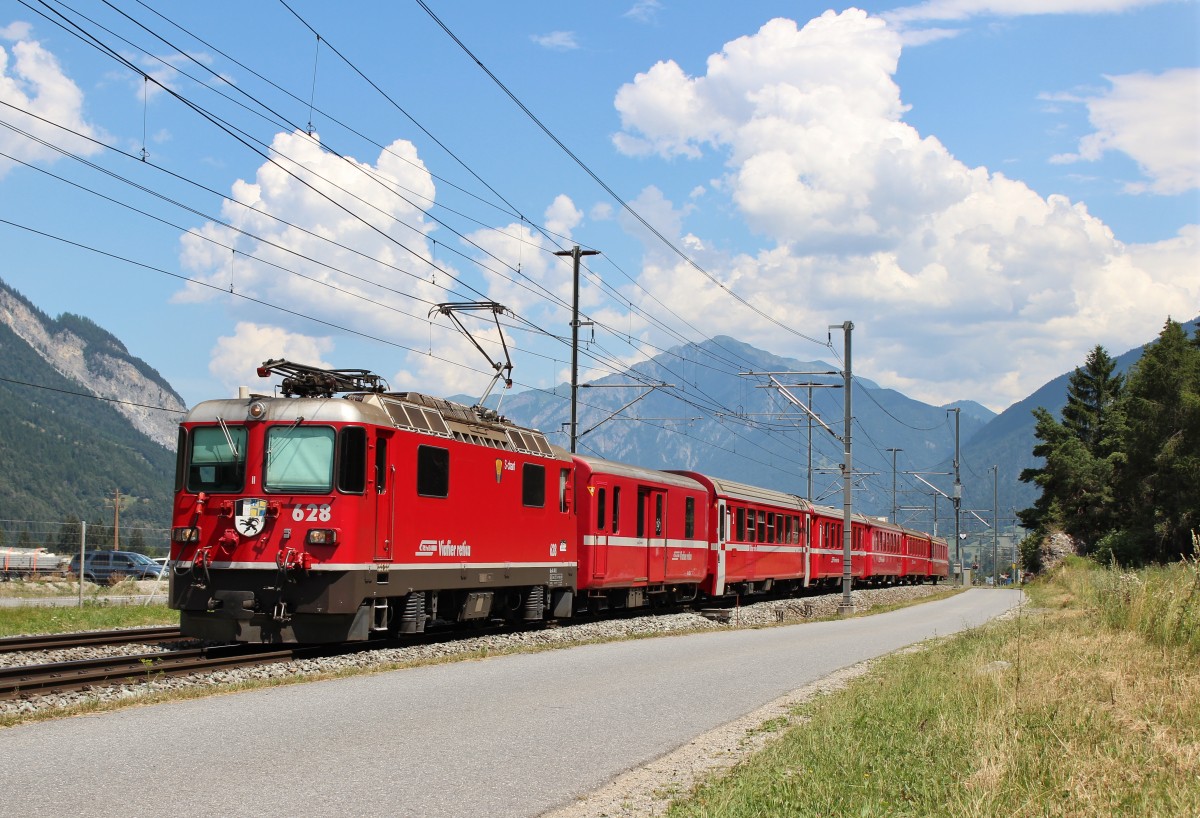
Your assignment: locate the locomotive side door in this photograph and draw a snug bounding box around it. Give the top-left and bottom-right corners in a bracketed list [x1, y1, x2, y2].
[373, 433, 393, 562]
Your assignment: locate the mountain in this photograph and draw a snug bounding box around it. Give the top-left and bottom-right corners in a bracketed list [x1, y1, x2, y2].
[0, 277, 185, 548]
[476, 335, 995, 534]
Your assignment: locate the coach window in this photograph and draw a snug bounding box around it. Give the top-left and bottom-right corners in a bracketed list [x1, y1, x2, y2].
[187, 425, 247, 493]
[736, 507, 746, 541]
[596, 488, 607, 531]
[337, 427, 367, 493]
[266, 426, 335, 493]
[523, 463, 546, 507]
[416, 445, 450, 498]
[757, 510, 767, 543]
[766, 513, 775, 544]
[684, 497, 695, 539]
[612, 486, 621, 533]
[655, 493, 663, 535]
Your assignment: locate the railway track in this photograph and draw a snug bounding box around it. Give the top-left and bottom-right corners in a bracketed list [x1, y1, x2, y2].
[0, 626, 184, 654]
[0, 643, 300, 700]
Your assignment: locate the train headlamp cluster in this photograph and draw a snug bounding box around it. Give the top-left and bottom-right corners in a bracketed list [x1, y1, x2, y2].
[306, 529, 338, 545]
[247, 400, 267, 420]
[172, 526, 200, 543]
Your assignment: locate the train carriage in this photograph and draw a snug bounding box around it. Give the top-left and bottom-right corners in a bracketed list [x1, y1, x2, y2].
[863, 518, 904, 585]
[170, 363, 577, 643]
[669, 472, 810, 597]
[573, 456, 709, 610]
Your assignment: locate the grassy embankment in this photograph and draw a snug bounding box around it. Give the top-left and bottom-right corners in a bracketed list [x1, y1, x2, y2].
[666, 556, 1200, 818]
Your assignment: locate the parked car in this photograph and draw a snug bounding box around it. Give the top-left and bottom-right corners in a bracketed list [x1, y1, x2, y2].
[68, 550, 165, 583]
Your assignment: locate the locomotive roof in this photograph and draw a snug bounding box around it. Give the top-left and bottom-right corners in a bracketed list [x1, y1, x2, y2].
[184, 391, 566, 460]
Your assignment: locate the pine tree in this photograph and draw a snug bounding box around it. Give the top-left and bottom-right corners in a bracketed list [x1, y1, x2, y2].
[1018, 345, 1124, 550]
[1116, 319, 1200, 561]
[1062, 345, 1124, 457]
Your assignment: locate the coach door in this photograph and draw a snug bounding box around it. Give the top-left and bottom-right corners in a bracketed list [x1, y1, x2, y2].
[590, 481, 609, 580]
[638, 486, 667, 583]
[715, 499, 728, 595]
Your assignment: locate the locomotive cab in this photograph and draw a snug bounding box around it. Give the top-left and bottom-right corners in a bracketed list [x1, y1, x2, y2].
[170, 361, 578, 644]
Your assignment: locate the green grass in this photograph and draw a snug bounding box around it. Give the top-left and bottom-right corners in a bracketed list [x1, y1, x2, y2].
[665, 560, 1200, 818]
[0, 602, 176, 637]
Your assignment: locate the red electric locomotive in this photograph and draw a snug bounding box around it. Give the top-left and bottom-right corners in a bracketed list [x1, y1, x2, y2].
[169, 361, 576, 643]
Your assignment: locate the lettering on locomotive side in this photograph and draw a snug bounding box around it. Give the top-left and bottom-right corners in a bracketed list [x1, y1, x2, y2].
[415, 539, 472, 558]
[671, 550, 694, 561]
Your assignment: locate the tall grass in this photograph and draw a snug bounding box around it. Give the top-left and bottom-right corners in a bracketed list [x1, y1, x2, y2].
[666, 559, 1200, 818]
[1086, 553, 1200, 656]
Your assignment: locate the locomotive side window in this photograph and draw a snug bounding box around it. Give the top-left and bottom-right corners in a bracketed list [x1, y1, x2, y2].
[337, 427, 367, 494]
[417, 445, 450, 498]
[375, 436, 388, 494]
[559, 468, 570, 513]
[523, 463, 546, 507]
[187, 425, 247, 493]
[684, 497, 695, 539]
[655, 493, 663, 535]
[265, 426, 335, 492]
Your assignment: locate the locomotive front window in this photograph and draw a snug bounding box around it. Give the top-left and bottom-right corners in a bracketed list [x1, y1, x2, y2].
[187, 425, 248, 493]
[265, 426, 335, 493]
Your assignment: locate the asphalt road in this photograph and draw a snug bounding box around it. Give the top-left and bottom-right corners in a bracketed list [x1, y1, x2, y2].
[0, 588, 1022, 818]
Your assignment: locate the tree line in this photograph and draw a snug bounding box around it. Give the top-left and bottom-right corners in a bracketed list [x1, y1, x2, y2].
[1019, 318, 1199, 569]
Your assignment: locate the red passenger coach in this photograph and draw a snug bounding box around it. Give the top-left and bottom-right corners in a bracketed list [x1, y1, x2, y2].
[573, 456, 708, 610]
[670, 473, 810, 597]
[170, 362, 577, 643]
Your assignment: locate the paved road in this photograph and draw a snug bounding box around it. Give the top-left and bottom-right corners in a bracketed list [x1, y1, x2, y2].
[0, 588, 1022, 817]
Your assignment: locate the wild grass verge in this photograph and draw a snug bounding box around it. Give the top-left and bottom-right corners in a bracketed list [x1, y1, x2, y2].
[0, 603, 176, 638]
[665, 561, 1200, 818]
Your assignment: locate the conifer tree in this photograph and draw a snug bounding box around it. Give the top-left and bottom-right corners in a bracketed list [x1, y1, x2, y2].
[1019, 345, 1124, 550]
[1116, 319, 1200, 561]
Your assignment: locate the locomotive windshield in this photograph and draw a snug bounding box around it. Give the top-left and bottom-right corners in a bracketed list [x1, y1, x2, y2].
[187, 425, 247, 492]
[265, 426, 335, 492]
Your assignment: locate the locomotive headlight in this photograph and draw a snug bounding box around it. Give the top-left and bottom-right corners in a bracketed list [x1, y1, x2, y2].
[172, 526, 200, 543]
[306, 528, 338, 545]
[247, 400, 267, 420]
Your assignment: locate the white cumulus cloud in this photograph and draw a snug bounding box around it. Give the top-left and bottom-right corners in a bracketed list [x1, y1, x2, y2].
[209, 322, 334, 397]
[611, 10, 1199, 410]
[1053, 68, 1200, 195]
[0, 26, 104, 178]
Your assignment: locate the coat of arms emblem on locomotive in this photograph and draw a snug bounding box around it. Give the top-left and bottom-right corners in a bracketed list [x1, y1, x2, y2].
[235, 498, 268, 537]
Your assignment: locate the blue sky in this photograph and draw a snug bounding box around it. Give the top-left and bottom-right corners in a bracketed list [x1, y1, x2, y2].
[0, 0, 1196, 415]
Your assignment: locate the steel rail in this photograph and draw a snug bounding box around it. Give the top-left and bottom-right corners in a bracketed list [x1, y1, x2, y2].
[0, 626, 184, 654]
